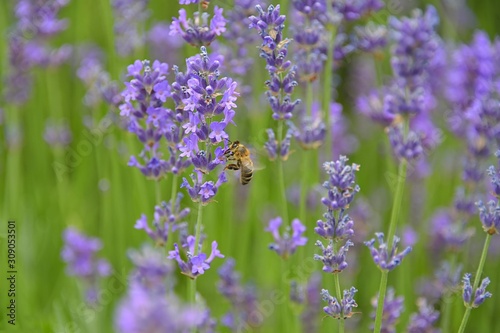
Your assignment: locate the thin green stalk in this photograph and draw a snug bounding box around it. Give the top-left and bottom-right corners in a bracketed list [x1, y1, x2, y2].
[299, 83, 314, 226]
[441, 254, 457, 332]
[373, 270, 389, 333]
[374, 141, 408, 333]
[322, 21, 337, 161]
[458, 234, 492, 333]
[332, 230, 345, 333]
[277, 120, 289, 226]
[281, 259, 292, 333]
[156, 180, 161, 204]
[165, 174, 179, 253]
[386, 159, 408, 243]
[190, 200, 204, 302]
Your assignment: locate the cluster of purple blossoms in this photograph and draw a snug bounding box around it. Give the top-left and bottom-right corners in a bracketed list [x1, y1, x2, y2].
[170, 1, 226, 47]
[115, 246, 216, 332]
[217, 258, 258, 331]
[320, 287, 358, 319]
[370, 288, 404, 333]
[462, 273, 492, 308]
[174, 46, 239, 202]
[357, 6, 442, 163]
[135, 193, 190, 246]
[265, 217, 307, 259]
[61, 227, 112, 303]
[6, 0, 72, 104]
[406, 298, 440, 333]
[112, 0, 150, 56]
[210, 0, 264, 98]
[77, 48, 121, 108]
[43, 119, 72, 148]
[249, 4, 299, 160]
[168, 235, 224, 279]
[314, 156, 360, 318]
[290, 273, 322, 332]
[364, 232, 412, 271]
[120, 59, 190, 180]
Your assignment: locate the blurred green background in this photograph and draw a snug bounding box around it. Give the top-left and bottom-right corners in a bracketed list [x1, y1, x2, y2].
[1, 0, 500, 332]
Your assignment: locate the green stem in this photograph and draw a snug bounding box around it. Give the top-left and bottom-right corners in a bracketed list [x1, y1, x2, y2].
[334, 273, 345, 333]
[457, 234, 492, 333]
[165, 174, 179, 252]
[386, 158, 408, 243]
[299, 83, 314, 226]
[322, 20, 337, 160]
[277, 120, 289, 226]
[441, 254, 457, 332]
[374, 136, 408, 333]
[281, 259, 292, 333]
[373, 271, 389, 333]
[155, 180, 161, 204]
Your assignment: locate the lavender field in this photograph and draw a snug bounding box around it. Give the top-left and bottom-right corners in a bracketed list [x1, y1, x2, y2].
[1, 0, 500, 332]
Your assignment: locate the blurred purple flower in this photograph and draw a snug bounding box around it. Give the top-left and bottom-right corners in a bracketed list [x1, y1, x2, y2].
[407, 298, 440, 333]
[266, 217, 307, 259]
[61, 227, 111, 304]
[112, 0, 150, 56]
[170, 6, 226, 47]
[370, 288, 404, 333]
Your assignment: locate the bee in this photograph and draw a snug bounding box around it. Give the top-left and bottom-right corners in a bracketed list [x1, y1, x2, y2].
[223, 140, 254, 185]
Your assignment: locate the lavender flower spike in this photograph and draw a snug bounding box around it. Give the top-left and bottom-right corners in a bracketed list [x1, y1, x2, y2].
[321, 156, 361, 211]
[462, 273, 492, 308]
[61, 227, 111, 303]
[407, 298, 440, 333]
[364, 232, 412, 271]
[314, 239, 353, 274]
[266, 217, 307, 259]
[168, 236, 224, 279]
[321, 287, 358, 319]
[476, 200, 500, 235]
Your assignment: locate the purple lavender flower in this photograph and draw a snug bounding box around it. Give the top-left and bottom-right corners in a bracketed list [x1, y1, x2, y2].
[168, 235, 224, 279]
[128, 245, 172, 291]
[43, 119, 72, 148]
[61, 227, 111, 303]
[314, 239, 353, 273]
[417, 261, 463, 304]
[288, 103, 326, 150]
[266, 217, 307, 259]
[135, 194, 190, 246]
[315, 209, 354, 240]
[218, 258, 258, 331]
[291, 273, 322, 333]
[476, 200, 500, 235]
[181, 170, 227, 204]
[354, 22, 387, 53]
[370, 287, 404, 333]
[462, 273, 492, 308]
[112, 0, 150, 56]
[387, 123, 424, 162]
[364, 232, 412, 271]
[77, 48, 121, 107]
[115, 280, 204, 332]
[407, 298, 440, 333]
[389, 6, 439, 80]
[320, 156, 360, 211]
[170, 6, 226, 47]
[321, 287, 358, 319]
[5, 1, 71, 103]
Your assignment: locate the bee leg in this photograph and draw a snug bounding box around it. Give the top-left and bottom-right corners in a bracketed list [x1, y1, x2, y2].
[224, 164, 240, 171]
